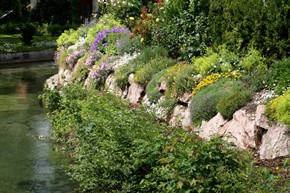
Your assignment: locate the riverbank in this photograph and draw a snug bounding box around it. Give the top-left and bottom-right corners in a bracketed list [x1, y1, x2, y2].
[0, 50, 55, 65]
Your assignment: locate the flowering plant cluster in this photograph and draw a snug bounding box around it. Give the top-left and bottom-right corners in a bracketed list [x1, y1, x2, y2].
[143, 96, 175, 120]
[130, 1, 163, 43]
[90, 26, 130, 52]
[65, 49, 85, 67]
[90, 62, 114, 88]
[85, 51, 102, 67]
[192, 71, 241, 96]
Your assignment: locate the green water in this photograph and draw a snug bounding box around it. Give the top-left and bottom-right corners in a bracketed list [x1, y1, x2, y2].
[0, 63, 75, 193]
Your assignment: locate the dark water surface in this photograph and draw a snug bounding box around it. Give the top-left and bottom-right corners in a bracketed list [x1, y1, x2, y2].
[0, 63, 75, 193]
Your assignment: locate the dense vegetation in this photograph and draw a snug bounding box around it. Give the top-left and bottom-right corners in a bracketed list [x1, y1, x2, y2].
[0, 0, 80, 51]
[40, 0, 290, 192]
[40, 83, 288, 193]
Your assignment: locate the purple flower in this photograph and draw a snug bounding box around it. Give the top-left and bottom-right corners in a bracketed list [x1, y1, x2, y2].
[90, 26, 131, 52]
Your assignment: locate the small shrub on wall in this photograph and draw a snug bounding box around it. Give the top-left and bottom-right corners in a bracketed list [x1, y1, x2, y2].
[190, 79, 251, 124]
[217, 88, 252, 120]
[266, 90, 290, 126]
[267, 57, 290, 95]
[134, 57, 175, 86]
[190, 79, 226, 125]
[163, 63, 199, 97]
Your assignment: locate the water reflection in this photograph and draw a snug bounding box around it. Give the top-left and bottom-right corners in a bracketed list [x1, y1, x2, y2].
[0, 62, 76, 192]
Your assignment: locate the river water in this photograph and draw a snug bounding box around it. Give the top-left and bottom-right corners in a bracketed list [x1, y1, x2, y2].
[0, 62, 75, 193]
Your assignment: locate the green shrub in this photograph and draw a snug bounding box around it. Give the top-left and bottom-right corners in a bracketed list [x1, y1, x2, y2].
[266, 90, 290, 126]
[20, 23, 37, 45]
[146, 69, 167, 103]
[190, 79, 226, 125]
[134, 57, 175, 86]
[138, 130, 274, 193]
[240, 48, 266, 71]
[192, 50, 220, 75]
[267, 57, 290, 95]
[0, 22, 20, 34]
[190, 79, 249, 124]
[209, 0, 290, 58]
[42, 82, 280, 193]
[56, 28, 79, 49]
[47, 24, 63, 37]
[153, 0, 209, 60]
[115, 46, 168, 89]
[217, 88, 252, 119]
[163, 63, 199, 97]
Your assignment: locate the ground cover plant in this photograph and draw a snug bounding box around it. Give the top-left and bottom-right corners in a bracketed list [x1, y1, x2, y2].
[190, 78, 251, 125]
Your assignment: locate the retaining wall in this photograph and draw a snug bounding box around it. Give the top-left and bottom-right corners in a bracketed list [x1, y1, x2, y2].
[0, 50, 55, 65]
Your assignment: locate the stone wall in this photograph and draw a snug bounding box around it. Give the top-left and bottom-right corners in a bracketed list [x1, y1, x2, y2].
[46, 56, 289, 160]
[0, 50, 55, 65]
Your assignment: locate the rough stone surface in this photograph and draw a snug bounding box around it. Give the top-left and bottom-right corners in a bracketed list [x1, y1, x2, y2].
[58, 68, 72, 86]
[198, 113, 227, 139]
[255, 105, 271, 130]
[126, 74, 144, 103]
[105, 74, 124, 98]
[169, 105, 187, 127]
[259, 124, 290, 159]
[182, 106, 192, 129]
[222, 110, 256, 149]
[84, 70, 93, 89]
[178, 92, 192, 103]
[195, 103, 289, 159]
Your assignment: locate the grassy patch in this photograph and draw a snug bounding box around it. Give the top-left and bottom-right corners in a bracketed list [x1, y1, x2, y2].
[0, 34, 57, 53]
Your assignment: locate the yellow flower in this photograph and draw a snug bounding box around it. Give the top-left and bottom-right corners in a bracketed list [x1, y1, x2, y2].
[140, 38, 144, 43]
[129, 17, 135, 20]
[156, 18, 160, 22]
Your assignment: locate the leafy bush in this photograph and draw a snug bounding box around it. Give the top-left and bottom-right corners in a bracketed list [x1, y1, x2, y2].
[115, 46, 168, 89]
[190, 79, 249, 124]
[209, 0, 290, 58]
[0, 22, 20, 34]
[141, 131, 269, 193]
[103, 0, 155, 27]
[134, 57, 175, 86]
[267, 57, 290, 95]
[47, 24, 63, 37]
[20, 23, 37, 45]
[192, 71, 241, 96]
[56, 28, 80, 50]
[190, 79, 226, 125]
[163, 63, 199, 96]
[42, 82, 280, 193]
[266, 90, 290, 126]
